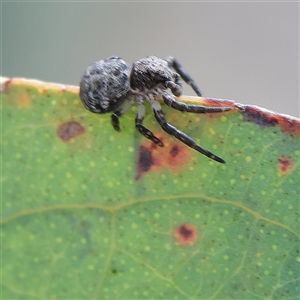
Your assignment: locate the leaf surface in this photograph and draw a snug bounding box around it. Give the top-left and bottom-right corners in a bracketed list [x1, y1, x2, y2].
[1, 78, 299, 299]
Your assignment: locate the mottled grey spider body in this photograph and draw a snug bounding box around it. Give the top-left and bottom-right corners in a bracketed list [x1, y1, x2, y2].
[80, 56, 232, 163]
[79, 57, 131, 114]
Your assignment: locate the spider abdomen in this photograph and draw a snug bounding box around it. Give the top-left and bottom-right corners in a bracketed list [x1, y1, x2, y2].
[80, 56, 131, 114]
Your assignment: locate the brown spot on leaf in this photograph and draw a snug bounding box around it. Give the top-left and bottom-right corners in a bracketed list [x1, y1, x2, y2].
[279, 118, 300, 137]
[135, 133, 191, 180]
[135, 144, 162, 180]
[174, 223, 197, 246]
[1, 78, 12, 92]
[278, 155, 292, 175]
[167, 143, 190, 172]
[242, 106, 278, 127]
[137, 146, 154, 171]
[57, 120, 85, 142]
[170, 145, 179, 157]
[241, 105, 300, 137]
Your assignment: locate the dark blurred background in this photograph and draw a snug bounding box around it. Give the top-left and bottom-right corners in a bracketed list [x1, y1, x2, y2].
[2, 2, 299, 116]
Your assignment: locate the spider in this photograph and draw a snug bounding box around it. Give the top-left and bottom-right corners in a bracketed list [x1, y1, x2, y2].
[79, 56, 233, 163]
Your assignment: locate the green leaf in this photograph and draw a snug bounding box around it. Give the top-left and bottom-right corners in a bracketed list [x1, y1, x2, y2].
[2, 77, 299, 299]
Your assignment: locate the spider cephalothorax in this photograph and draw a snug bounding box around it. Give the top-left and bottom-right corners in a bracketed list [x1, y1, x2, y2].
[80, 55, 232, 163]
[130, 56, 181, 95]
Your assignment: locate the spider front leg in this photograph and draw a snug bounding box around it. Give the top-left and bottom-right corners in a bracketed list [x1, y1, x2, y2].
[151, 101, 225, 163]
[135, 103, 164, 147]
[166, 56, 202, 97]
[162, 93, 233, 113]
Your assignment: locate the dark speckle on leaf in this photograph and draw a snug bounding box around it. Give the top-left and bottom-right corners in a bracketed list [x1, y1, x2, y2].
[135, 145, 155, 180]
[179, 225, 193, 238]
[170, 145, 179, 157]
[138, 146, 153, 172]
[278, 155, 292, 175]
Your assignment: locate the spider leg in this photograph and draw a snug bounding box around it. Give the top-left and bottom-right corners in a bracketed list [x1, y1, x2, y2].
[166, 56, 202, 97]
[163, 93, 233, 113]
[151, 101, 225, 163]
[111, 100, 132, 132]
[135, 103, 164, 146]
